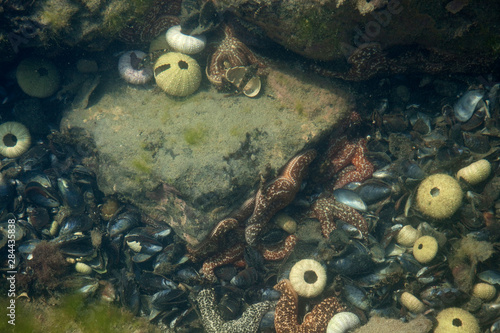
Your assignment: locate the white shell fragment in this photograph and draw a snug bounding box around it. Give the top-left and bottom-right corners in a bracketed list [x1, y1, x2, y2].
[326, 312, 361, 333]
[166, 25, 206, 54]
[75, 262, 93, 274]
[400, 291, 425, 313]
[456, 159, 491, 185]
[225, 66, 261, 98]
[454, 90, 484, 122]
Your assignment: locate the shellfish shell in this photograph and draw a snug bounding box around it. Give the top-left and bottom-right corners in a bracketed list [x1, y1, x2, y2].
[400, 291, 425, 313]
[326, 312, 361, 333]
[75, 262, 93, 274]
[413, 235, 438, 264]
[289, 259, 327, 298]
[472, 282, 496, 301]
[274, 213, 297, 234]
[225, 66, 262, 98]
[396, 225, 421, 247]
[154, 52, 202, 97]
[454, 90, 484, 122]
[166, 25, 206, 55]
[456, 159, 491, 185]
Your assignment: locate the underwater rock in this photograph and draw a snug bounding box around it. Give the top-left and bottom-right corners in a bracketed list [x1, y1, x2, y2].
[61, 62, 353, 245]
[353, 315, 432, 333]
[215, 0, 500, 78]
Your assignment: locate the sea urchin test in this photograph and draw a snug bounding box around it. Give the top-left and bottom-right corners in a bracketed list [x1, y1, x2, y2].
[166, 25, 206, 55]
[416, 173, 463, 219]
[118, 51, 153, 85]
[154, 52, 201, 97]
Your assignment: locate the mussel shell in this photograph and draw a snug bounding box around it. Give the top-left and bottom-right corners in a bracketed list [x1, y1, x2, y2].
[71, 165, 97, 185]
[17, 145, 50, 172]
[174, 266, 203, 284]
[217, 292, 242, 320]
[18, 238, 41, 256]
[26, 206, 49, 229]
[139, 272, 178, 294]
[231, 267, 259, 287]
[355, 180, 392, 205]
[454, 90, 484, 122]
[463, 132, 490, 154]
[59, 215, 93, 236]
[333, 189, 367, 211]
[0, 173, 15, 205]
[327, 242, 374, 277]
[478, 270, 500, 285]
[151, 288, 186, 311]
[107, 209, 140, 237]
[57, 178, 84, 213]
[24, 181, 60, 208]
[399, 160, 425, 180]
[55, 234, 94, 257]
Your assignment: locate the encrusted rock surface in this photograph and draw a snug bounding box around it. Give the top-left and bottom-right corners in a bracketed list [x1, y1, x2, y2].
[61, 61, 353, 245]
[216, 0, 500, 72]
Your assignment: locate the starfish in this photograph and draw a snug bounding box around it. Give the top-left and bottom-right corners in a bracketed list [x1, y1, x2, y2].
[206, 24, 266, 89]
[186, 217, 240, 261]
[245, 149, 317, 245]
[310, 195, 368, 238]
[197, 288, 275, 333]
[326, 136, 374, 190]
[201, 243, 245, 282]
[260, 234, 298, 261]
[274, 279, 346, 333]
[118, 0, 181, 43]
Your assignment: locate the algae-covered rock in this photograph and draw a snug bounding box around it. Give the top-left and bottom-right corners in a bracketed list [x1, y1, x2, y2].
[353, 315, 432, 333]
[217, 0, 500, 75]
[61, 61, 353, 245]
[0, 0, 156, 61]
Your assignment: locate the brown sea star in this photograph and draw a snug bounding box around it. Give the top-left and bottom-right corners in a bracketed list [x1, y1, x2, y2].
[118, 0, 181, 43]
[274, 279, 346, 333]
[327, 136, 374, 190]
[245, 149, 317, 245]
[206, 24, 266, 89]
[310, 195, 368, 238]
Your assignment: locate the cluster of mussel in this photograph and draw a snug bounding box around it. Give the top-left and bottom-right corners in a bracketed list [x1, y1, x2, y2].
[0, 130, 215, 331]
[300, 81, 500, 332]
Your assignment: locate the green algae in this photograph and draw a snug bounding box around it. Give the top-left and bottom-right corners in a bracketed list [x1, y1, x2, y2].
[184, 125, 208, 145]
[0, 294, 160, 333]
[131, 156, 153, 174]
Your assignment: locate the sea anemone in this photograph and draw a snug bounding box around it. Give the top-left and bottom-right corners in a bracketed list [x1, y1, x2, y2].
[166, 25, 206, 54]
[289, 259, 327, 298]
[0, 121, 31, 158]
[413, 235, 438, 264]
[16, 58, 60, 98]
[416, 173, 463, 219]
[434, 307, 479, 333]
[118, 50, 153, 85]
[154, 52, 201, 97]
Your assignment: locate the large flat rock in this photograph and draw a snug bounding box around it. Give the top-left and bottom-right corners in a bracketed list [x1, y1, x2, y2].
[62, 62, 354, 244]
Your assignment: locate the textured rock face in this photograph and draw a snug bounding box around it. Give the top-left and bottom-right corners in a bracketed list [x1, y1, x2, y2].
[216, 0, 500, 72]
[0, 0, 160, 62]
[61, 63, 353, 245]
